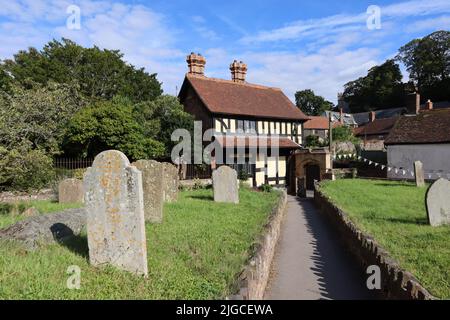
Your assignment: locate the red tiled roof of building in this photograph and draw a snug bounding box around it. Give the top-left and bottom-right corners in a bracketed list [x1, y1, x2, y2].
[354, 117, 398, 137]
[304, 116, 329, 130]
[214, 135, 301, 149]
[183, 74, 309, 121]
[385, 109, 450, 145]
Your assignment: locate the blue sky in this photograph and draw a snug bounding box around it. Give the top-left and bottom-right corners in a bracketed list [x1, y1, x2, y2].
[1, 0, 449, 103]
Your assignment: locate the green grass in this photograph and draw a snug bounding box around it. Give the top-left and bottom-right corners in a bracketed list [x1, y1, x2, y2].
[0, 201, 83, 229]
[320, 179, 450, 299]
[0, 187, 280, 299]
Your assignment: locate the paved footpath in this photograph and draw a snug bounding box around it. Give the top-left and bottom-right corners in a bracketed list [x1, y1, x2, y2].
[265, 195, 377, 300]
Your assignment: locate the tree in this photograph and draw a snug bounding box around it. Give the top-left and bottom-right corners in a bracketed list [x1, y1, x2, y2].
[342, 60, 405, 113]
[63, 97, 166, 160]
[0, 64, 11, 92]
[133, 95, 194, 157]
[0, 82, 84, 191]
[397, 30, 450, 102]
[0, 82, 86, 155]
[1, 38, 163, 103]
[294, 89, 333, 116]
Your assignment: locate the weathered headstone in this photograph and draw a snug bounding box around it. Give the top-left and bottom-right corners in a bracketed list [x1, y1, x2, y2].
[84, 150, 148, 276]
[212, 166, 239, 204]
[162, 162, 179, 202]
[132, 160, 164, 223]
[58, 178, 84, 203]
[414, 161, 425, 187]
[426, 178, 450, 227]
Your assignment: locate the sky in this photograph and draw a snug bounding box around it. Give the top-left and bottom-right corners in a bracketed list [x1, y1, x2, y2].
[0, 0, 449, 104]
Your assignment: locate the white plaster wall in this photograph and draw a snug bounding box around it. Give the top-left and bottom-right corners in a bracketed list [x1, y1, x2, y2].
[387, 144, 450, 179]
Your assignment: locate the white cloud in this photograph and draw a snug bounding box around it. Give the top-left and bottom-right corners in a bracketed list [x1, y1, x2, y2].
[240, 0, 450, 44]
[0, 0, 184, 95]
[405, 15, 450, 33]
[1, 0, 448, 105]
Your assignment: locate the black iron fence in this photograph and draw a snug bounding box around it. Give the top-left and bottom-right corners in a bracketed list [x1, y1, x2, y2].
[54, 158, 94, 179]
[184, 164, 212, 180]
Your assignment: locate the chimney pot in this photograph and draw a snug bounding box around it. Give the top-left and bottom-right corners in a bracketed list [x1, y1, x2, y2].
[406, 89, 420, 114]
[186, 52, 206, 76]
[230, 60, 247, 83]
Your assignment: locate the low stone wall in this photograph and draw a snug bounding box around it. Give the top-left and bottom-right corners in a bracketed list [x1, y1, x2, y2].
[314, 187, 436, 300]
[228, 190, 288, 300]
[179, 179, 212, 189]
[0, 189, 56, 203]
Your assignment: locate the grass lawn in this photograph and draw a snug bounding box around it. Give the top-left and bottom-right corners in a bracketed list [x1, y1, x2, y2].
[320, 179, 450, 299]
[0, 187, 280, 299]
[0, 201, 83, 229]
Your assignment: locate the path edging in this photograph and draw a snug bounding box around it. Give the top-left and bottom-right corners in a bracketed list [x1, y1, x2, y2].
[228, 190, 288, 300]
[314, 186, 437, 300]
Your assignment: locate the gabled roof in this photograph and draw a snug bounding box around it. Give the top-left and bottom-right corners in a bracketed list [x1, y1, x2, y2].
[354, 117, 398, 137]
[180, 74, 309, 121]
[304, 116, 329, 130]
[385, 109, 450, 145]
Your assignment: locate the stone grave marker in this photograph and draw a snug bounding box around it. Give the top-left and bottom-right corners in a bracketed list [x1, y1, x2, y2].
[212, 166, 239, 204]
[426, 178, 450, 227]
[58, 178, 84, 203]
[132, 160, 164, 223]
[162, 162, 179, 202]
[84, 150, 148, 276]
[414, 161, 425, 187]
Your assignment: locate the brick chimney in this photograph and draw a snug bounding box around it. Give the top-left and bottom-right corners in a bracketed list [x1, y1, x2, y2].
[425, 99, 433, 110]
[186, 52, 206, 76]
[369, 111, 376, 122]
[230, 60, 247, 83]
[339, 108, 344, 125]
[406, 89, 420, 114]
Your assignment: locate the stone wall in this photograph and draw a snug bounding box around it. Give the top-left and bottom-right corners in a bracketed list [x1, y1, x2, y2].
[313, 187, 436, 300]
[228, 190, 287, 300]
[0, 189, 56, 203]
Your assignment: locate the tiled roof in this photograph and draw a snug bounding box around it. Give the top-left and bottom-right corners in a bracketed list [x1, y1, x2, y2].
[352, 107, 406, 126]
[304, 116, 329, 130]
[183, 74, 309, 121]
[214, 135, 301, 149]
[354, 117, 398, 137]
[385, 109, 450, 145]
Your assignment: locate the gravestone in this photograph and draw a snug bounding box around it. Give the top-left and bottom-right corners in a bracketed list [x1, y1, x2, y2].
[426, 178, 450, 227]
[132, 160, 164, 223]
[414, 161, 425, 187]
[162, 162, 179, 202]
[84, 150, 148, 276]
[212, 166, 239, 204]
[58, 178, 84, 203]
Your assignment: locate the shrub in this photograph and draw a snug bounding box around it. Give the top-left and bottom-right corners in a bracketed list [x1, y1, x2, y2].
[0, 147, 54, 192]
[260, 184, 273, 193]
[238, 170, 250, 181]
